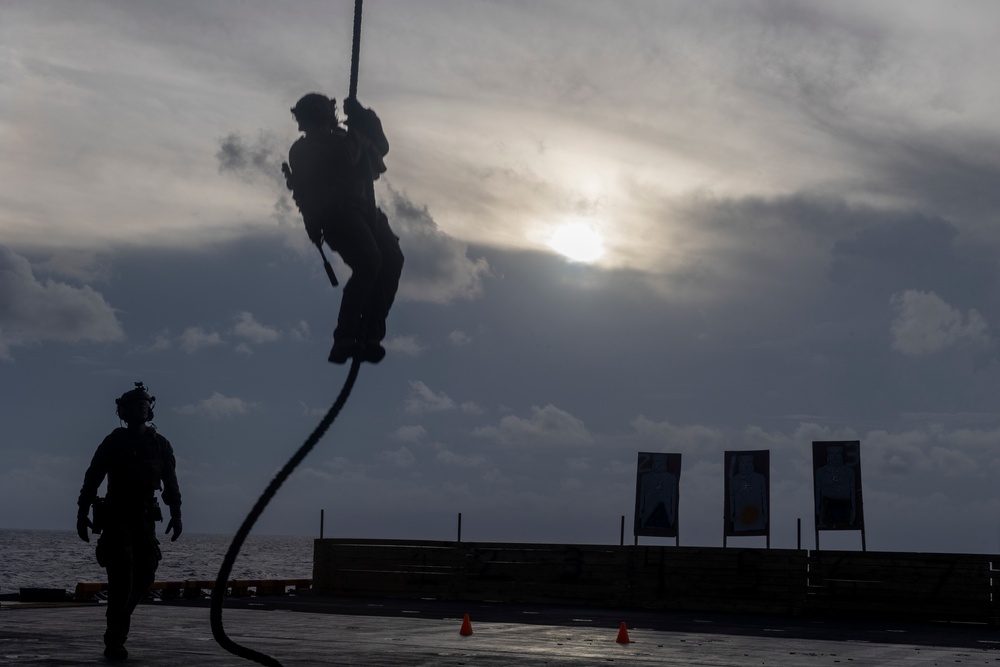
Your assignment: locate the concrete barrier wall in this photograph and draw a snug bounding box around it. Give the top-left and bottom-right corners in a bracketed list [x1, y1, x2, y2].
[313, 539, 999, 623]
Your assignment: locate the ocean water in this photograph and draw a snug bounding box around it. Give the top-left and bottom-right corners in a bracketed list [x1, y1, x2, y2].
[0, 529, 315, 595]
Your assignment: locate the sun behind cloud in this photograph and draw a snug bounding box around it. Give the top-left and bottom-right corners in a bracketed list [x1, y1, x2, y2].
[547, 220, 605, 264]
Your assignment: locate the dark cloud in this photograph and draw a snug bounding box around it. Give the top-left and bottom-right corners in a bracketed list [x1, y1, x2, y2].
[786, 87, 1000, 234]
[382, 187, 490, 304]
[660, 193, 997, 325]
[215, 129, 315, 230]
[216, 131, 286, 187]
[829, 215, 959, 291]
[657, 193, 885, 309]
[833, 214, 957, 265]
[0, 246, 124, 360]
[604, 192, 1000, 432]
[866, 133, 1000, 226]
[826, 212, 998, 326]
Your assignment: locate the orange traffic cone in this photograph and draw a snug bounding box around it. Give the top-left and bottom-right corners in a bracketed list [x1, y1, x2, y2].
[460, 613, 474, 636]
[615, 621, 630, 644]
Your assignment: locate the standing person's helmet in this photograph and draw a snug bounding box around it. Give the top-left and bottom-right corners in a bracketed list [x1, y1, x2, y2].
[116, 382, 155, 421]
[291, 93, 334, 124]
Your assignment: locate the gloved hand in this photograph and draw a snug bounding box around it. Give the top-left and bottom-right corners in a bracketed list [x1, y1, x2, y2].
[165, 516, 183, 542]
[342, 96, 363, 118]
[77, 513, 93, 543]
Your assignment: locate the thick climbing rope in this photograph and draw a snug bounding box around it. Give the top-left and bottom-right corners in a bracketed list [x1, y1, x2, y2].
[211, 4, 366, 661]
[349, 0, 363, 100]
[210, 356, 362, 667]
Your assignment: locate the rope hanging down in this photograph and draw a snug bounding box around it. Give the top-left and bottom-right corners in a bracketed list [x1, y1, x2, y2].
[212, 3, 366, 661]
[349, 0, 363, 100]
[210, 357, 362, 667]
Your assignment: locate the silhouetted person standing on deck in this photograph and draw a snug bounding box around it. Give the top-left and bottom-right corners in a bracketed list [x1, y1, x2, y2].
[283, 92, 403, 364]
[77, 382, 182, 661]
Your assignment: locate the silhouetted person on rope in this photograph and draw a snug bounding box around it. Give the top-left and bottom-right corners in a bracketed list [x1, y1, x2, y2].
[283, 92, 403, 364]
[77, 382, 182, 661]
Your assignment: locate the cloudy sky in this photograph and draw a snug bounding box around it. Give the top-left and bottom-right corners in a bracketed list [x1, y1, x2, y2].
[3, 0, 1000, 555]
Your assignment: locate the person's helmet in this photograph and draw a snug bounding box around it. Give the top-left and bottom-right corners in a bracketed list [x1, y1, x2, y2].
[290, 93, 334, 124]
[115, 382, 155, 421]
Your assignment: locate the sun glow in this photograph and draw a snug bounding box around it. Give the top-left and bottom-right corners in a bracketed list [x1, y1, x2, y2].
[547, 222, 605, 263]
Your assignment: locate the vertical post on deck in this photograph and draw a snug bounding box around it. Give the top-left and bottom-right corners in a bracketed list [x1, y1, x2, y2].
[320, 509, 324, 539]
[457, 512, 462, 543]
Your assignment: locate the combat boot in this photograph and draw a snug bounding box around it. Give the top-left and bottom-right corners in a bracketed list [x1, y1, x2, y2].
[328, 339, 363, 364]
[363, 341, 386, 364]
[103, 644, 128, 660]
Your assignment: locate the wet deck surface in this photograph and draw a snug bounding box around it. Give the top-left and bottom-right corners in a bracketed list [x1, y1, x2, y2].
[2, 595, 998, 665]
